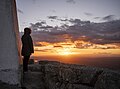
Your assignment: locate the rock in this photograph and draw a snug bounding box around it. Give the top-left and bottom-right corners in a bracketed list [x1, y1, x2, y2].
[42, 63, 100, 89]
[44, 64, 60, 89]
[23, 72, 46, 89]
[72, 66, 103, 86]
[22, 61, 120, 89]
[69, 84, 93, 89]
[95, 71, 120, 89]
[28, 64, 43, 72]
[0, 80, 21, 89]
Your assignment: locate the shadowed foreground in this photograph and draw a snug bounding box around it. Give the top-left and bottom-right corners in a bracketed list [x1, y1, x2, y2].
[0, 61, 120, 89]
[23, 61, 120, 89]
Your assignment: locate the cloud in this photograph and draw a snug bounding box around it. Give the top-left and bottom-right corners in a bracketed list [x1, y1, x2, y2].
[58, 18, 69, 22]
[94, 52, 112, 54]
[53, 45, 63, 48]
[30, 22, 42, 29]
[40, 21, 46, 24]
[47, 16, 58, 19]
[94, 17, 101, 19]
[69, 19, 90, 25]
[30, 19, 120, 48]
[40, 25, 53, 29]
[34, 42, 43, 46]
[66, 0, 76, 4]
[69, 19, 81, 24]
[30, 21, 47, 31]
[102, 15, 115, 21]
[84, 12, 93, 16]
[18, 9, 24, 14]
[35, 49, 52, 52]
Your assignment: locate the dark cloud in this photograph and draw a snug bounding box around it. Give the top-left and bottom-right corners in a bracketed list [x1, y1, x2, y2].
[40, 25, 53, 29]
[47, 16, 58, 19]
[66, 0, 76, 4]
[30, 21, 48, 31]
[41, 21, 46, 24]
[30, 22, 42, 31]
[69, 19, 90, 25]
[102, 15, 115, 21]
[34, 42, 43, 46]
[35, 22, 42, 26]
[69, 19, 81, 24]
[53, 45, 63, 48]
[58, 18, 90, 26]
[84, 12, 93, 16]
[30, 19, 120, 47]
[18, 9, 23, 14]
[35, 49, 52, 52]
[32, 31, 66, 44]
[94, 17, 101, 19]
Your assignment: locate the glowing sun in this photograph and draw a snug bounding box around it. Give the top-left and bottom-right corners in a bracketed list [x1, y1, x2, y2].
[57, 48, 72, 56]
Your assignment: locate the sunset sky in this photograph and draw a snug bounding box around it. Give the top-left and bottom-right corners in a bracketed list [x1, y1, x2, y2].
[16, 0, 120, 63]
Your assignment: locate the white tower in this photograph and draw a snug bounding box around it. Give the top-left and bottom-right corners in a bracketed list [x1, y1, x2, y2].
[0, 0, 21, 85]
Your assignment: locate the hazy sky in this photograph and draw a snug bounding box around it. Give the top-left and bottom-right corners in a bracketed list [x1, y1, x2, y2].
[16, 0, 120, 31]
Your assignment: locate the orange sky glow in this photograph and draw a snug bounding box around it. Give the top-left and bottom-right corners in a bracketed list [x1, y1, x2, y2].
[32, 41, 120, 60]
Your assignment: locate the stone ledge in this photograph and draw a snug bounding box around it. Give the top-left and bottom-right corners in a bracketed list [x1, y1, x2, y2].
[27, 61, 120, 89]
[0, 80, 21, 89]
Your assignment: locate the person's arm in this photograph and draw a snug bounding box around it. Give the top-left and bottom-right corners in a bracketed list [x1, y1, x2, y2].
[28, 35, 34, 53]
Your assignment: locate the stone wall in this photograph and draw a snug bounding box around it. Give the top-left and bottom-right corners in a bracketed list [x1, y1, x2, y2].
[0, 0, 21, 85]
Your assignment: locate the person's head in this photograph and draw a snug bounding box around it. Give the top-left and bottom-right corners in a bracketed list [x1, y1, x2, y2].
[24, 28, 31, 34]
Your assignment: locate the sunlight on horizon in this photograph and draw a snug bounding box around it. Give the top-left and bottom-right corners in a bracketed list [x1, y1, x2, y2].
[57, 48, 75, 56]
[31, 40, 120, 64]
[33, 41, 120, 59]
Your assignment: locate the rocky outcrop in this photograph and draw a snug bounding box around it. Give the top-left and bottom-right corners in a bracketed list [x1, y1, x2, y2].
[0, 80, 20, 89]
[23, 61, 120, 89]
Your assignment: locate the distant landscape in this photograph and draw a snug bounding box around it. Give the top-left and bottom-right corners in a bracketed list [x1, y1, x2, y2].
[31, 56, 120, 72]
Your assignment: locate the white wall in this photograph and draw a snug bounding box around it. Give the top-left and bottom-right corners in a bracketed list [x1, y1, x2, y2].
[0, 0, 21, 85]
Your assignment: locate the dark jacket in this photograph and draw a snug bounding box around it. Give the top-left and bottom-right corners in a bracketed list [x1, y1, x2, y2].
[21, 34, 34, 56]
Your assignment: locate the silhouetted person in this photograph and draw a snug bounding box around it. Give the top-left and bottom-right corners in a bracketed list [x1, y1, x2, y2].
[21, 28, 34, 72]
